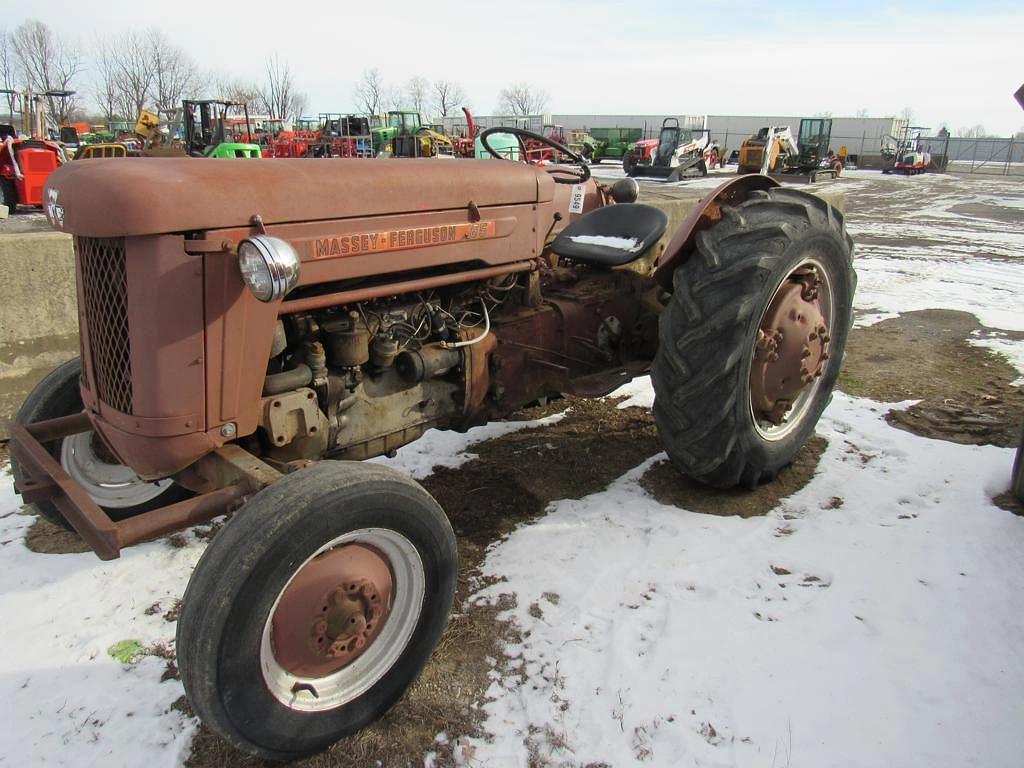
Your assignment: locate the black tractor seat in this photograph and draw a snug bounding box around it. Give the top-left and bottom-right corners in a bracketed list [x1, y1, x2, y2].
[550, 203, 668, 267]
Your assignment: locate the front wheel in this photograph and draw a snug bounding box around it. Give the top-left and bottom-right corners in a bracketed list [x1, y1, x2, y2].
[11, 358, 187, 527]
[622, 152, 638, 176]
[176, 461, 457, 761]
[652, 187, 856, 488]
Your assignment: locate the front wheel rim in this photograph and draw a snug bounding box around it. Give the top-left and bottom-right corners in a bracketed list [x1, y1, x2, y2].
[260, 528, 425, 712]
[748, 256, 834, 442]
[60, 430, 173, 508]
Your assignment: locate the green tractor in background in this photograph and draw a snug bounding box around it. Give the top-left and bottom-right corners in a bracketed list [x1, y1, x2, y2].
[588, 127, 644, 163]
[183, 99, 261, 158]
[370, 111, 453, 157]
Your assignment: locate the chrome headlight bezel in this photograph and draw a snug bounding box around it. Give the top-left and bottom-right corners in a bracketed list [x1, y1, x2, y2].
[237, 235, 301, 302]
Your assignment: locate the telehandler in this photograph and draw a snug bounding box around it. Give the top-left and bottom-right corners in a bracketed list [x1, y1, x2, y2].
[11, 128, 855, 760]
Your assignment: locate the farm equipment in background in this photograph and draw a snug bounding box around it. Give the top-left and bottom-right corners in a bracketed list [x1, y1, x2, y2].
[738, 119, 842, 182]
[0, 88, 70, 211]
[589, 127, 643, 163]
[183, 100, 261, 158]
[882, 126, 936, 174]
[568, 129, 598, 161]
[622, 119, 711, 180]
[320, 114, 374, 158]
[449, 106, 478, 158]
[0, 123, 65, 211]
[370, 111, 452, 157]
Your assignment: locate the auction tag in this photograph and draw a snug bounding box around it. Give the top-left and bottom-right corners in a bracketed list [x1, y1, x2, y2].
[569, 184, 586, 214]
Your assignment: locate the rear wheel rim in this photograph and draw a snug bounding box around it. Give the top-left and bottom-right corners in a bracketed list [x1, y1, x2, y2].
[60, 430, 172, 508]
[748, 257, 834, 442]
[260, 528, 425, 712]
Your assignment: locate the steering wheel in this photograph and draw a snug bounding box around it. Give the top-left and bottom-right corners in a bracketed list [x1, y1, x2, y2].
[479, 126, 591, 185]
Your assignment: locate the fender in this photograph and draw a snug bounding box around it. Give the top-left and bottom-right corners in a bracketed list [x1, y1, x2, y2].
[652, 174, 779, 290]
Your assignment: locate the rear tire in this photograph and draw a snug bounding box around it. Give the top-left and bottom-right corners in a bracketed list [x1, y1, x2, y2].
[623, 152, 638, 176]
[176, 461, 458, 761]
[1, 178, 16, 212]
[651, 187, 856, 488]
[11, 358, 187, 528]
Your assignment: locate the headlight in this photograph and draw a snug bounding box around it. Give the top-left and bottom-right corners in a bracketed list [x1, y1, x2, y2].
[237, 235, 301, 302]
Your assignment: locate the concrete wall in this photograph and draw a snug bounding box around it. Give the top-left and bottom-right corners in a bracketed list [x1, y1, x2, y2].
[0, 231, 79, 440]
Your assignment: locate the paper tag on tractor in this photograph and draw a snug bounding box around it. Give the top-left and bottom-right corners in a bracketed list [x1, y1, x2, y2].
[569, 184, 586, 214]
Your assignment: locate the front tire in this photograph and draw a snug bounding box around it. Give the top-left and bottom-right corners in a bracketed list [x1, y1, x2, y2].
[11, 358, 186, 527]
[651, 187, 856, 488]
[176, 461, 457, 761]
[623, 151, 638, 176]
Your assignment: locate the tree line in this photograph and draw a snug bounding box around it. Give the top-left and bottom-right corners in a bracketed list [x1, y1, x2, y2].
[0, 19, 550, 130]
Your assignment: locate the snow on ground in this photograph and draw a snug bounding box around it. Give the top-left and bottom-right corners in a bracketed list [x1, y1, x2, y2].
[0, 491, 199, 767]
[0, 410, 566, 767]
[466, 391, 1024, 768]
[0, 170, 1021, 766]
[843, 173, 1024, 332]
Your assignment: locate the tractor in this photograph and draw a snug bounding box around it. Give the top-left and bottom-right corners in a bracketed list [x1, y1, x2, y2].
[12, 127, 855, 761]
[0, 88, 70, 211]
[588, 127, 643, 163]
[371, 111, 452, 158]
[0, 123, 65, 211]
[182, 99, 261, 158]
[622, 119, 712, 180]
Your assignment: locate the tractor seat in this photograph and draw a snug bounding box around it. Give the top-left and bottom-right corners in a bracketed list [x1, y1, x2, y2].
[550, 203, 668, 267]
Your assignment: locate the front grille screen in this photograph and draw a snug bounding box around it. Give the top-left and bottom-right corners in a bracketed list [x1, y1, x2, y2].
[77, 236, 133, 414]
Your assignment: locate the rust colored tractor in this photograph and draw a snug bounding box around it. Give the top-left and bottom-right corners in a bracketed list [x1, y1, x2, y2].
[11, 128, 855, 760]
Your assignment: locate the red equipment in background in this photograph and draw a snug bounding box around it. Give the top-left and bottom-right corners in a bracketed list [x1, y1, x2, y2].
[451, 107, 478, 158]
[1, 124, 64, 211]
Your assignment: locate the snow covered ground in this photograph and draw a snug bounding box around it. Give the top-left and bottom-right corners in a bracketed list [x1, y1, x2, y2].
[0, 171, 1021, 767]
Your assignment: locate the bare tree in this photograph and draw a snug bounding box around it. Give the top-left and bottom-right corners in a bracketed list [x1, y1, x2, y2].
[12, 20, 82, 124]
[261, 54, 306, 121]
[215, 77, 268, 113]
[899, 106, 914, 123]
[150, 30, 200, 112]
[431, 79, 466, 118]
[0, 29, 17, 123]
[855, 108, 869, 118]
[497, 82, 547, 116]
[955, 124, 989, 138]
[91, 38, 121, 122]
[110, 30, 154, 119]
[384, 86, 405, 111]
[407, 76, 428, 116]
[354, 68, 385, 116]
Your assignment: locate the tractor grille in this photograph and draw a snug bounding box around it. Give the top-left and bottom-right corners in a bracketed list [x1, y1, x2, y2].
[76, 236, 133, 414]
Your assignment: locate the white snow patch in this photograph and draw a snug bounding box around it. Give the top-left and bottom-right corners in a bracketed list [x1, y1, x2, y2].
[372, 411, 566, 479]
[466, 389, 1024, 768]
[569, 234, 642, 252]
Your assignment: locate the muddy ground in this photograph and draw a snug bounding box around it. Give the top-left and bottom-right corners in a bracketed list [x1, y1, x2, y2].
[4, 170, 1023, 766]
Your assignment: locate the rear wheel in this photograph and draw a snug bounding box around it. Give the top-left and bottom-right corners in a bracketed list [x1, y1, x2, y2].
[176, 461, 457, 761]
[652, 187, 856, 488]
[11, 358, 187, 527]
[1, 178, 16, 212]
[623, 152, 638, 176]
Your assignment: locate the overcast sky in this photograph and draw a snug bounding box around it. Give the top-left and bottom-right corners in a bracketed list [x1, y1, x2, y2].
[6, 0, 1023, 135]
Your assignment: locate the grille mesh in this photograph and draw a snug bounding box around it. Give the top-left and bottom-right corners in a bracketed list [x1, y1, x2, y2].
[77, 237, 133, 414]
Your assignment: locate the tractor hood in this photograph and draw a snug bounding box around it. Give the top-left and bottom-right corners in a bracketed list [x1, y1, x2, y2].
[44, 157, 554, 237]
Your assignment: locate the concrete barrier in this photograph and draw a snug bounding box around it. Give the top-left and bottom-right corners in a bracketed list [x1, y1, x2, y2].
[0, 231, 78, 440]
[0, 182, 844, 441]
